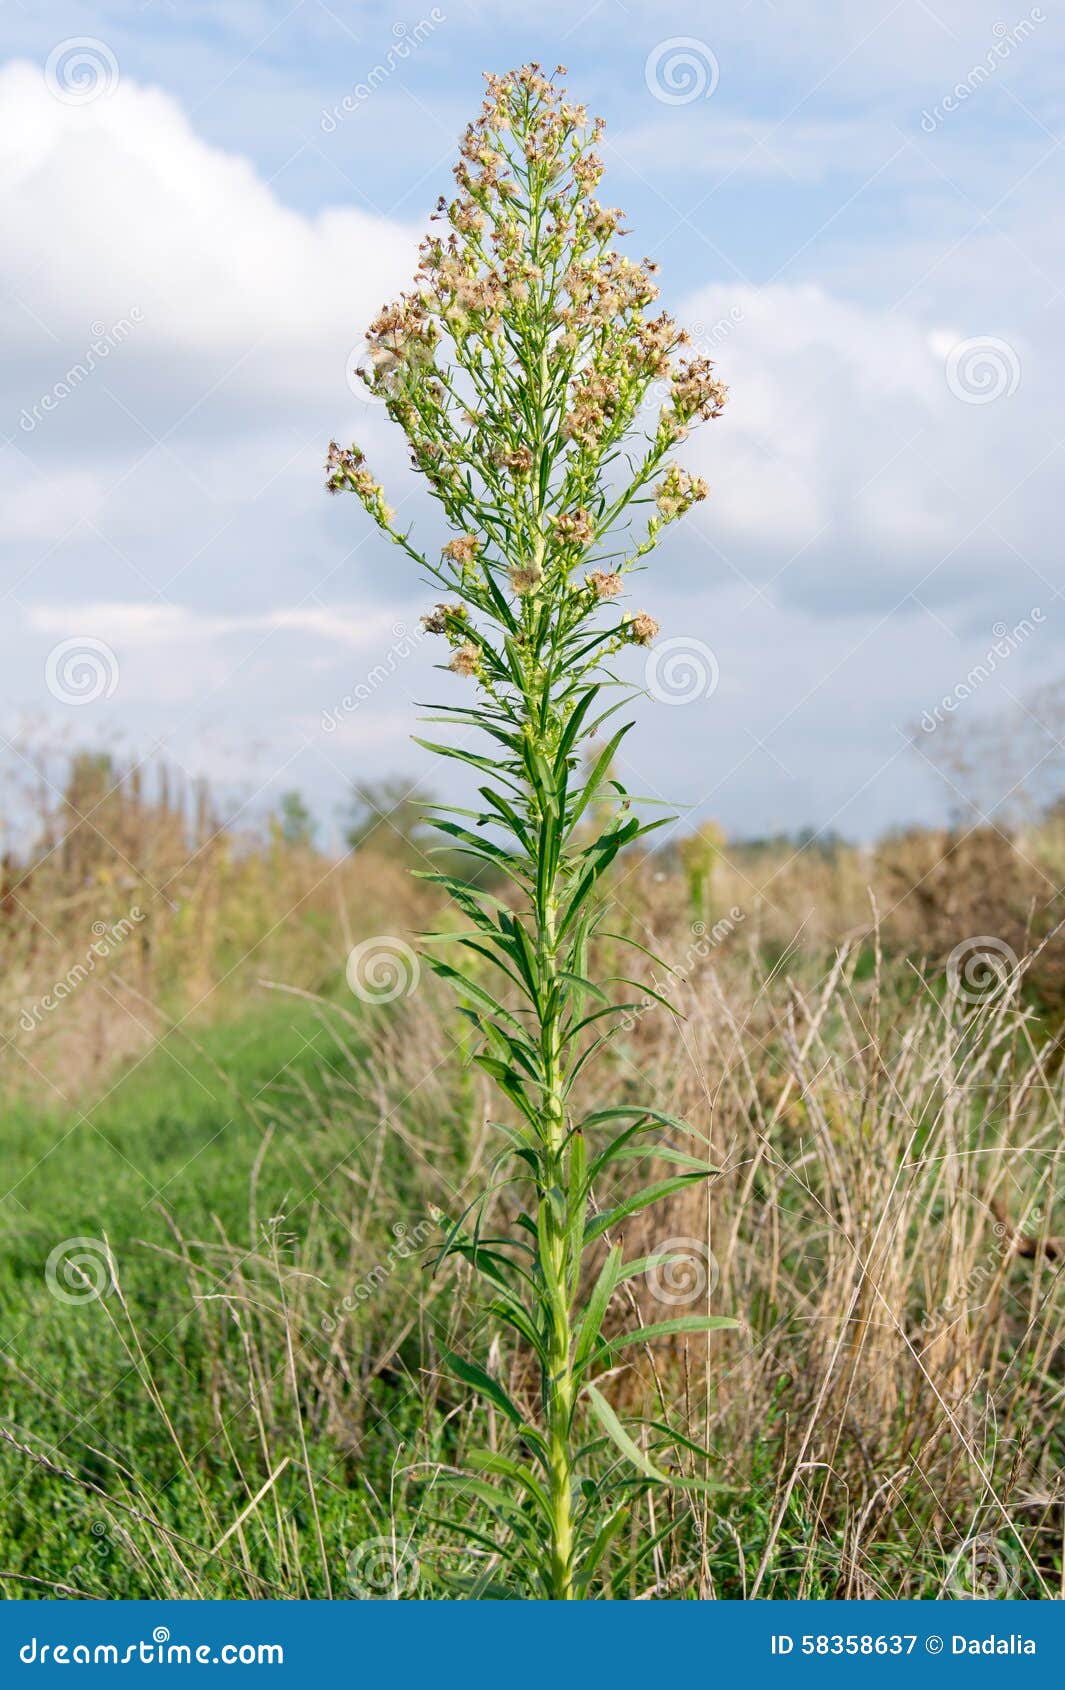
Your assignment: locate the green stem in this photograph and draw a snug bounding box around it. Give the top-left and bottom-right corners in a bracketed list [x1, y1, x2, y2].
[537, 886, 576, 1600]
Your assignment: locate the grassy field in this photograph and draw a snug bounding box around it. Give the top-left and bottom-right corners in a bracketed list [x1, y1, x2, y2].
[1, 756, 1064, 1599]
[0, 992, 489, 1599]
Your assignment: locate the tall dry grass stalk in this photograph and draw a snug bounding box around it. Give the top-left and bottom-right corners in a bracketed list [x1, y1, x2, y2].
[601, 897, 1064, 1598]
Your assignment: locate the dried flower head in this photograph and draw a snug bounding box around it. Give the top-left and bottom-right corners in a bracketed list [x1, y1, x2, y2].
[553, 507, 596, 548]
[325, 65, 727, 666]
[443, 534, 480, 566]
[655, 466, 709, 523]
[449, 641, 480, 676]
[626, 612, 660, 646]
[587, 569, 623, 600]
[324, 440, 394, 522]
[421, 602, 465, 635]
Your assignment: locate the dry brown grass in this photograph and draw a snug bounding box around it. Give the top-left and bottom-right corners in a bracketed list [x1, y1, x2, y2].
[0, 750, 433, 1101]
[4, 750, 1065, 1596]
[588, 880, 1065, 1597]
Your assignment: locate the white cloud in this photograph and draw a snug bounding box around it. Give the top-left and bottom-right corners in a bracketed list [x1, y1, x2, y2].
[24, 601, 411, 651]
[676, 281, 1049, 616]
[0, 58, 421, 422]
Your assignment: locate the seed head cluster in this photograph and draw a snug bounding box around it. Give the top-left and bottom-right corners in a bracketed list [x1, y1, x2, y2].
[325, 62, 728, 689]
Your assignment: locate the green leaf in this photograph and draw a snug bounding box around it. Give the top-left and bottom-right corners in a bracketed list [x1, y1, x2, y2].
[412, 737, 510, 778]
[433, 1475, 539, 1541]
[573, 1244, 622, 1369]
[565, 724, 632, 836]
[467, 1448, 553, 1519]
[443, 1351, 525, 1428]
[425, 956, 526, 1032]
[573, 1499, 629, 1589]
[599, 1315, 740, 1359]
[603, 1143, 717, 1175]
[598, 930, 676, 973]
[585, 1384, 668, 1483]
[579, 1105, 694, 1135]
[584, 1174, 711, 1244]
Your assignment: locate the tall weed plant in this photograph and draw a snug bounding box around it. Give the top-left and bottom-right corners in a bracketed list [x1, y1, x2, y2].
[327, 63, 729, 1598]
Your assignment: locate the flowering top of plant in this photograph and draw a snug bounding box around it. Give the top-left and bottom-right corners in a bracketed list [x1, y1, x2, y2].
[326, 62, 726, 700]
[326, 64, 732, 1602]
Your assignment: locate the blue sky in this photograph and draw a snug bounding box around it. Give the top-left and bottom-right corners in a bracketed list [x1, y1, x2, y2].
[2, 0, 1063, 842]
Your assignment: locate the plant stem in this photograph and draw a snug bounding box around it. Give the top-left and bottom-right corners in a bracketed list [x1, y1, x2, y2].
[537, 882, 576, 1599]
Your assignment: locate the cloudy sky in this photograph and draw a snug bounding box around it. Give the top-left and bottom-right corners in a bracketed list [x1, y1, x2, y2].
[2, 0, 1062, 843]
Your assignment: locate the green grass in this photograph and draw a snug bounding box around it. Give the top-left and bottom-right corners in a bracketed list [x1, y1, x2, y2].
[2, 980, 1056, 1600]
[0, 999, 467, 1598]
[2, 1004, 338, 1267]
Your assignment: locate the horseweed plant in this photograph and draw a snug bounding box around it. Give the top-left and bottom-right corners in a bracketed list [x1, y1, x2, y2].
[326, 64, 731, 1599]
